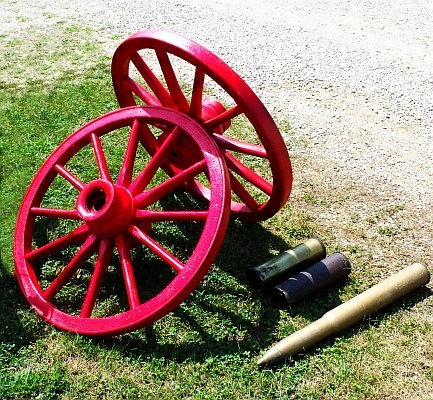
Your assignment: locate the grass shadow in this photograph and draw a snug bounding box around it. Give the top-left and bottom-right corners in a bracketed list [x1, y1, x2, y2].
[0, 258, 39, 355]
[91, 216, 296, 362]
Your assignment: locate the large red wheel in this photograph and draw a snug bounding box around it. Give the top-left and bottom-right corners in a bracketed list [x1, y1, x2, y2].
[14, 106, 230, 336]
[111, 29, 293, 222]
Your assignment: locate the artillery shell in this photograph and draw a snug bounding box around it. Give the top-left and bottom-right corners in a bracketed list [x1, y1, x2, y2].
[271, 253, 351, 308]
[257, 263, 430, 366]
[247, 238, 326, 289]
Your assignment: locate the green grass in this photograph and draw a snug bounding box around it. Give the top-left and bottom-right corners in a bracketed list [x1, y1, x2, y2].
[1, 21, 433, 400]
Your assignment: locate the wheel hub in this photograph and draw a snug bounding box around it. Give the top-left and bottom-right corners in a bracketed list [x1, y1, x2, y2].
[76, 179, 135, 238]
[201, 97, 231, 134]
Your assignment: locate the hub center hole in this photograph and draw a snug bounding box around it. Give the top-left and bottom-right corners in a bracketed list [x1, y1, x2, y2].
[86, 188, 107, 212]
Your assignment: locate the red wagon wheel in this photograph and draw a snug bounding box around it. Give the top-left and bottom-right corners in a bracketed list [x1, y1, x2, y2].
[111, 29, 293, 222]
[14, 106, 230, 336]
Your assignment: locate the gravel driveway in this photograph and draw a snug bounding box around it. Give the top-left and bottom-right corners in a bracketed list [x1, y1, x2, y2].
[2, 0, 433, 210]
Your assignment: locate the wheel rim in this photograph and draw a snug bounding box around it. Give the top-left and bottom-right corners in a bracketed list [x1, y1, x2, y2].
[111, 29, 293, 222]
[14, 106, 230, 336]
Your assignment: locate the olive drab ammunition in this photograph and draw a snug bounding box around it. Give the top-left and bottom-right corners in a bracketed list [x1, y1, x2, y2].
[247, 238, 326, 289]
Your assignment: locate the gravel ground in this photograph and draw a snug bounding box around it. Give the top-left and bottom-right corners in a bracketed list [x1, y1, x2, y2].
[2, 0, 433, 209]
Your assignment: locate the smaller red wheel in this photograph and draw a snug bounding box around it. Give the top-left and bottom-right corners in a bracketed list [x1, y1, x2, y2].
[111, 29, 293, 222]
[14, 106, 230, 336]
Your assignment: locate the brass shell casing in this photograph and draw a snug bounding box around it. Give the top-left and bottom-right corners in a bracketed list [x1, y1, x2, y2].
[247, 238, 326, 289]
